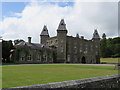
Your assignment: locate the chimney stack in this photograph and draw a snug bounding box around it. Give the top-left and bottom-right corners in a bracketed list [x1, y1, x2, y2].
[28, 37, 31, 43]
[81, 36, 84, 39]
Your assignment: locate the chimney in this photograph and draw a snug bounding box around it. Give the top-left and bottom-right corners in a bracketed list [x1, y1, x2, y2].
[28, 37, 31, 43]
[81, 36, 84, 39]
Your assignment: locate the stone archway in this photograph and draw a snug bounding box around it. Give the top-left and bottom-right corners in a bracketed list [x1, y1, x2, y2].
[81, 56, 86, 64]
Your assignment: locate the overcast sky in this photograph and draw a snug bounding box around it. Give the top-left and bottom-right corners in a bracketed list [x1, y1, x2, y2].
[0, 0, 119, 43]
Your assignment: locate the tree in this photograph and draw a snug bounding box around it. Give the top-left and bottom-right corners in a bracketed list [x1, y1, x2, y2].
[100, 33, 107, 58]
[100, 36, 120, 58]
[113, 44, 120, 57]
[106, 38, 114, 57]
[2, 40, 13, 62]
[107, 37, 120, 58]
[14, 39, 24, 45]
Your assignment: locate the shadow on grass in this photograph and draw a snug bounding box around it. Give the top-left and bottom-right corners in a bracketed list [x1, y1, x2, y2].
[0, 63, 17, 65]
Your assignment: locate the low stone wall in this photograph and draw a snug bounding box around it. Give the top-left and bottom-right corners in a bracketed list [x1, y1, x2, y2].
[115, 64, 120, 70]
[3, 74, 120, 89]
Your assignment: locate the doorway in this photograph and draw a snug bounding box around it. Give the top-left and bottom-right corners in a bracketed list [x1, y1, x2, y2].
[81, 56, 86, 64]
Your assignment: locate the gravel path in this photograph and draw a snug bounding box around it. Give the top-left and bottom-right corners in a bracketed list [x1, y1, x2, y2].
[1, 63, 115, 67]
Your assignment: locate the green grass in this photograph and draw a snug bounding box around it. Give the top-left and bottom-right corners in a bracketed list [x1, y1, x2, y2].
[2, 64, 118, 88]
[100, 58, 120, 63]
[0, 66, 2, 89]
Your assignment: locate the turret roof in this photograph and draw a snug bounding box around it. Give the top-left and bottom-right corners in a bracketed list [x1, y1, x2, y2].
[92, 29, 100, 39]
[76, 33, 79, 38]
[57, 19, 67, 30]
[40, 25, 49, 36]
[102, 33, 106, 38]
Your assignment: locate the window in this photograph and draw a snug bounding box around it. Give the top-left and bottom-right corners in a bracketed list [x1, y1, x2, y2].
[74, 56, 77, 62]
[96, 51, 98, 55]
[67, 55, 70, 62]
[45, 56, 47, 62]
[80, 49, 82, 53]
[55, 40, 57, 43]
[28, 55, 31, 61]
[84, 51, 87, 54]
[37, 55, 41, 61]
[74, 46, 77, 48]
[91, 45, 93, 51]
[43, 55, 47, 62]
[21, 57, 24, 61]
[74, 46, 77, 54]
[61, 47, 63, 52]
[61, 40, 63, 43]
[96, 45, 98, 48]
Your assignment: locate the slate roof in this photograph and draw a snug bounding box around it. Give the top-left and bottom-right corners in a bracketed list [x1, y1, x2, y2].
[57, 19, 67, 30]
[40, 25, 49, 36]
[92, 29, 100, 39]
[15, 41, 50, 49]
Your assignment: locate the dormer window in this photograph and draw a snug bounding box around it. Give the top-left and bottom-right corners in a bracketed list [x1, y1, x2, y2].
[43, 29, 46, 31]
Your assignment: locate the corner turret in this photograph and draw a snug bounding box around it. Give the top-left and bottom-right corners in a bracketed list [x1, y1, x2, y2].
[57, 19, 67, 31]
[57, 19, 67, 63]
[40, 25, 50, 44]
[102, 33, 106, 39]
[76, 33, 79, 38]
[92, 29, 100, 40]
[92, 29, 100, 64]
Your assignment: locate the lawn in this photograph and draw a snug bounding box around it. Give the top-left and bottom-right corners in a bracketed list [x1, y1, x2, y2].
[100, 58, 120, 63]
[0, 66, 1, 89]
[2, 64, 118, 88]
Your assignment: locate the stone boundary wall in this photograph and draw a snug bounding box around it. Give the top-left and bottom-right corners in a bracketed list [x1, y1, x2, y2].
[3, 74, 120, 89]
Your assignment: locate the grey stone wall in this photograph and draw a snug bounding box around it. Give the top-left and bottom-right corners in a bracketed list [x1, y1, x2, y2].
[66, 36, 99, 64]
[40, 35, 49, 45]
[3, 74, 120, 89]
[46, 36, 58, 47]
[12, 45, 54, 64]
[46, 34, 100, 64]
[57, 30, 67, 63]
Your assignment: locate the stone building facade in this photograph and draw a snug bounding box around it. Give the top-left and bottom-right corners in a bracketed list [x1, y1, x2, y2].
[10, 37, 55, 64]
[11, 19, 101, 64]
[42, 19, 100, 63]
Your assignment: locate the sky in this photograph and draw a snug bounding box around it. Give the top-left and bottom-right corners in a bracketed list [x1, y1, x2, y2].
[0, 0, 119, 43]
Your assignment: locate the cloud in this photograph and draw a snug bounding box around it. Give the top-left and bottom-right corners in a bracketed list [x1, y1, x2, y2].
[0, 1, 118, 43]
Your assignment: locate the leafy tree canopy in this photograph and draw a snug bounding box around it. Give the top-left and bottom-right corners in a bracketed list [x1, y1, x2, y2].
[100, 37, 120, 58]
